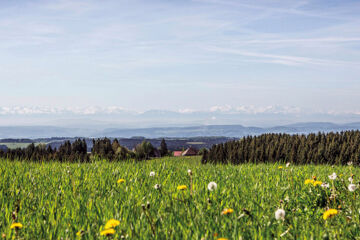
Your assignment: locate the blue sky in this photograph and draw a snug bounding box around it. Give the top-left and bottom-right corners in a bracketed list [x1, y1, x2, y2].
[1, 0, 360, 116]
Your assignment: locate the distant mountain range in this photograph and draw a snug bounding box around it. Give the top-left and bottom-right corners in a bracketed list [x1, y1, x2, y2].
[1, 122, 360, 139]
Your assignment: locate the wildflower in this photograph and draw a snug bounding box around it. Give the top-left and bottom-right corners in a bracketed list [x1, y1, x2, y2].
[187, 169, 192, 175]
[100, 229, 115, 236]
[177, 185, 187, 190]
[207, 182, 217, 191]
[117, 179, 125, 184]
[313, 181, 322, 187]
[323, 209, 338, 220]
[275, 209, 285, 220]
[321, 182, 330, 188]
[304, 179, 314, 185]
[348, 176, 353, 183]
[154, 184, 161, 190]
[217, 238, 228, 240]
[348, 184, 357, 192]
[10, 223, 23, 230]
[348, 161, 353, 166]
[104, 219, 120, 230]
[149, 171, 155, 177]
[76, 230, 84, 236]
[221, 208, 234, 215]
[328, 172, 337, 180]
[286, 162, 290, 167]
[278, 166, 283, 169]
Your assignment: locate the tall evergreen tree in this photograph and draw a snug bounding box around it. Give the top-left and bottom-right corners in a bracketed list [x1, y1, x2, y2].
[160, 138, 168, 157]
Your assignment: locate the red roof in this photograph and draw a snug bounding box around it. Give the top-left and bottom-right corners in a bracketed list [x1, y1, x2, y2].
[173, 151, 183, 157]
[182, 147, 198, 156]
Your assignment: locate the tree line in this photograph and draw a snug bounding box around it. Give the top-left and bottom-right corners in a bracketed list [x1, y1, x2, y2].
[201, 131, 360, 165]
[0, 138, 169, 162]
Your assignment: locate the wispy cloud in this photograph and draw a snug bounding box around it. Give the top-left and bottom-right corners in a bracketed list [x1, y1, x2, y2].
[204, 46, 360, 67]
[0, 0, 360, 116]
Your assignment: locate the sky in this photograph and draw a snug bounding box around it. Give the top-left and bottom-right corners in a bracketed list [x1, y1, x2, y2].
[1, 0, 360, 119]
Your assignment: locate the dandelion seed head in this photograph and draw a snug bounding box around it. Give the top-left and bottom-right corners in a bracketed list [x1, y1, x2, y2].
[328, 172, 337, 180]
[348, 183, 357, 192]
[275, 208, 285, 220]
[275, 209, 285, 220]
[321, 182, 330, 188]
[207, 182, 217, 191]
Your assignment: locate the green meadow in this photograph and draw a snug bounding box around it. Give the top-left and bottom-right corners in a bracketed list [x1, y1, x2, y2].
[1, 157, 359, 239]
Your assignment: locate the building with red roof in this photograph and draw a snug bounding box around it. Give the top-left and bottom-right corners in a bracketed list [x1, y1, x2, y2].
[173, 151, 183, 157]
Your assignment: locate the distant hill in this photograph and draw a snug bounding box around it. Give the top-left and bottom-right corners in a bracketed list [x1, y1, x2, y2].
[99, 122, 360, 138]
[1, 122, 360, 139]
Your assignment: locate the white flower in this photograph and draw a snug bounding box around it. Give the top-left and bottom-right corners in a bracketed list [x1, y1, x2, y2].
[328, 172, 337, 180]
[348, 161, 353, 166]
[149, 171, 155, 177]
[275, 209, 285, 220]
[286, 162, 290, 167]
[321, 182, 330, 188]
[154, 184, 161, 190]
[187, 169, 192, 175]
[207, 182, 217, 191]
[348, 177, 354, 183]
[348, 184, 357, 192]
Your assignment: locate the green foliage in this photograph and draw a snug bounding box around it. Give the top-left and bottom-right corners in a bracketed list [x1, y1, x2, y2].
[134, 141, 155, 160]
[1, 157, 359, 239]
[160, 138, 168, 157]
[0, 139, 89, 162]
[203, 131, 360, 165]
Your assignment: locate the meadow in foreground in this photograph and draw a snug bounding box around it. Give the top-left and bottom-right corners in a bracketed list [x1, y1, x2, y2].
[1, 157, 359, 239]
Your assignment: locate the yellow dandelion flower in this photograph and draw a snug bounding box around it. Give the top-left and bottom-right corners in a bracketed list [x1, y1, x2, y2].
[278, 166, 283, 169]
[117, 179, 125, 184]
[76, 230, 84, 236]
[100, 228, 115, 236]
[323, 209, 338, 220]
[177, 185, 187, 190]
[217, 238, 228, 240]
[10, 223, 23, 229]
[104, 219, 120, 230]
[313, 181, 323, 187]
[221, 208, 234, 215]
[304, 179, 314, 185]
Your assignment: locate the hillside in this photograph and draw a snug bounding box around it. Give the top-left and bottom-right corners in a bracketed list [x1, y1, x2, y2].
[1, 122, 360, 138]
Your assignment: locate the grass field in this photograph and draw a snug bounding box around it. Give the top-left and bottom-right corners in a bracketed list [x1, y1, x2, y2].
[1, 157, 359, 239]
